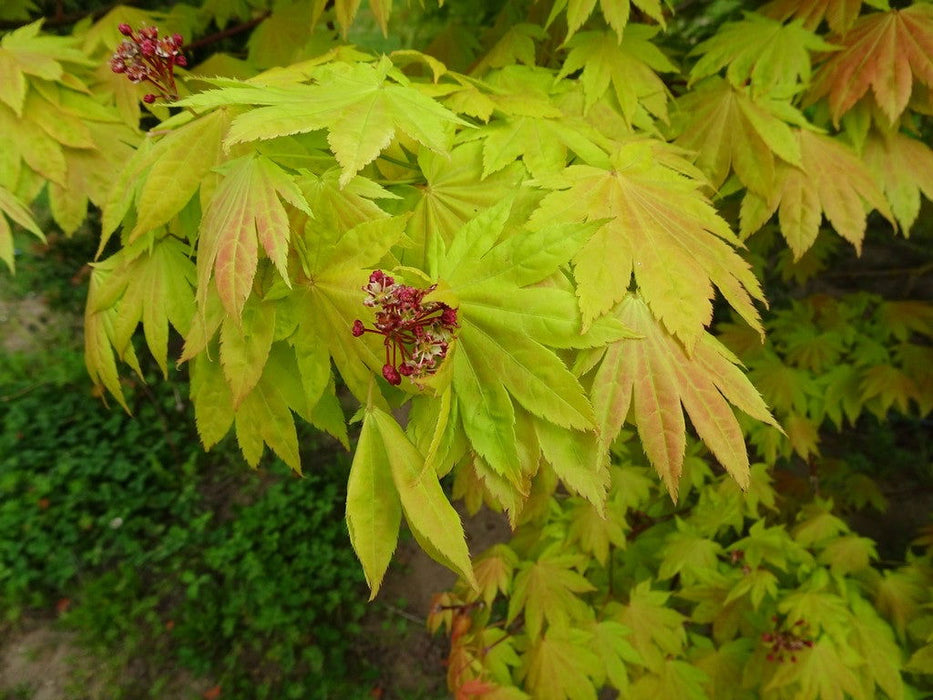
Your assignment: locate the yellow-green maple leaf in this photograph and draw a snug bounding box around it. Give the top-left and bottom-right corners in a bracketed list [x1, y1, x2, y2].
[740, 129, 893, 258]
[517, 627, 602, 700]
[400, 141, 524, 273]
[530, 140, 764, 347]
[607, 581, 686, 671]
[557, 28, 676, 125]
[182, 57, 468, 186]
[807, 4, 933, 125]
[0, 19, 90, 117]
[591, 295, 778, 499]
[674, 78, 804, 196]
[89, 236, 195, 377]
[0, 184, 43, 273]
[688, 12, 836, 97]
[507, 545, 595, 639]
[547, 0, 665, 43]
[863, 130, 933, 232]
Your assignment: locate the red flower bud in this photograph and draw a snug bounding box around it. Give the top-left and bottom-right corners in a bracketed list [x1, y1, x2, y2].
[351, 320, 365, 337]
[118, 23, 133, 35]
[174, 54, 187, 67]
[382, 364, 401, 386]
[143, 93, 156, 103]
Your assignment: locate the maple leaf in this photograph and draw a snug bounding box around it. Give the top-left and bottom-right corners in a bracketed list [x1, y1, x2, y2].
[874, 568, 928, 636]
[759, 0, 866, 35]
[129, 109, 231, 243]
[0, 184, 43, 273]
[400, 141, 524, 273]
[817, 534, 877, 576]
[0, 19, 90, 117]
[471, 544, 518, 607]
[547, 0, 665, 43]
[587, 619, 641, 693]
[84, 263, 144, 412]
[862, 130, 933, 233]
[591, 294, 779, 500]
[507, 544, 595, 639]
[763, 636, 865, 700]
[628, 658, 709, 700]
[657, 519, 724, 584]
[556, 28, 677, 125]
[287, 215, 408, 404]
[181, 57, 468, 186]
[433, 200, 601, 487]
[566, 498, 626, 566]
[471, 23, 544, 75]
[474, 66, 608, 179]
[530, 140, 764, 346]
[859, 364, 918, 415]
[196, 154, 312, 320]
[688, 13, 836, 97]
[807, 5, 933, 125]
[740, 129, 893, 258]
[352, 405, 476, 596]
[607, 581, 686, 671]
[516, 626, 602, 700]
[673, 78, 805, 196]
[89, 236, 195, 377]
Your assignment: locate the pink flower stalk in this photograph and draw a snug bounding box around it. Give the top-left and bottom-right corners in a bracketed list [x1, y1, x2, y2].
[110, 24, 186, 102]
[352, 270, 459, 386]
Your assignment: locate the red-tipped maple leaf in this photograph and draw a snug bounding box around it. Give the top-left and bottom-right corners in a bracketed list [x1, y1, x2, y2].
[760, 0, 865, 35]
[807, 5, 933, 125]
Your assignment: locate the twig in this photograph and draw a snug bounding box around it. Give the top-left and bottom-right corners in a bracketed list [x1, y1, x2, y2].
[183, 11, 271, 52]
[381, 602, 424, 624]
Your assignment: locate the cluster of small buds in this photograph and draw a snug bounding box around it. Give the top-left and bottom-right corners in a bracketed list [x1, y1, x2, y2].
[110, 24, 186, 103]
[762, 617, 814, 663]
[352, 270, 459, 386]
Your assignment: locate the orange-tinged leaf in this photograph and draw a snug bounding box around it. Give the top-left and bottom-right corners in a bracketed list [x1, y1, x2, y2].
[472, 544, 518, 607]
[593, 295, 775, 498]
[808, 5, 933, 125]
[530, 140, 764, 346]
[761, 0, 863, 35]
[741, 129, 893, 257]
[674, 78, 803, 196]
[197, 154, 311, 319]
[863, 130, 933, 233]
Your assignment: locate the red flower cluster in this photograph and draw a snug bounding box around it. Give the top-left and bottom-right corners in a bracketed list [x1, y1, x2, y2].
[352, 270, 458, 385]
[110, 24, 186, 103]
[762, 617, 814, 663]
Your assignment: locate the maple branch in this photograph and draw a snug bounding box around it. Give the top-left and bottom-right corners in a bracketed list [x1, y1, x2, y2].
[183, 11, 272, 52]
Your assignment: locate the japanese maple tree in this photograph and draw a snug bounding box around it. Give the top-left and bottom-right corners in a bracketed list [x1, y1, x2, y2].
[2, 0, 932, 697]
